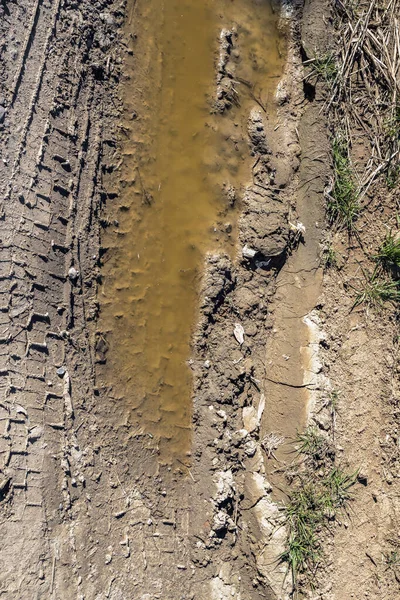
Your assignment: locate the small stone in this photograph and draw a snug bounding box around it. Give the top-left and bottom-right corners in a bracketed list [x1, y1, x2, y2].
[105, 554, 112, 565]
[57, 366, 66, 377]
[233, 323, 245, 345]
[0, 106, 5, 124]
[68, 267, 79, 281]
[212, 511, 228, 533]
[244, 440, 257, 457]
[216, 409, 227, 422]
[242, 406, 258, 433]
[242, 245, 257, 259]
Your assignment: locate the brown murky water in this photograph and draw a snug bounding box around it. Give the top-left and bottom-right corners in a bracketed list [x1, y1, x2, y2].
[99, 0, 284, 463]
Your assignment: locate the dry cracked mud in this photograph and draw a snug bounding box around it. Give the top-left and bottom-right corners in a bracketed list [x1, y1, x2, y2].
[0, 1, 399, 599]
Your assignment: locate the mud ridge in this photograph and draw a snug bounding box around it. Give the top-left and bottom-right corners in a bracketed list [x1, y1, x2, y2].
[189, 1, 335, 597]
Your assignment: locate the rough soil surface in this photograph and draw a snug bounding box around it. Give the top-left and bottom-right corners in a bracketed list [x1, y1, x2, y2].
[0, 0, 399, 599]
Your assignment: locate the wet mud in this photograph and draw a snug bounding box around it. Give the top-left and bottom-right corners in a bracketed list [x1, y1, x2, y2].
[98, 0, 285, 462]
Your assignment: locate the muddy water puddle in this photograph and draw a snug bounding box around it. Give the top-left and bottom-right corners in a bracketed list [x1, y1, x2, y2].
[99, 0, 284, 463]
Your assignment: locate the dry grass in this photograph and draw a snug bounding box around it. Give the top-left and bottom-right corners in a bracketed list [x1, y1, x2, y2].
[328, 0, 400, 198]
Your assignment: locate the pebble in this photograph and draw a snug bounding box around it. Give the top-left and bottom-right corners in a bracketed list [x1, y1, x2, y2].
[68, 267, 79, 281]
[216, 409, 227, 422]
[56, 366, 66, 377]
[244, 440, 257, 457]
[242, 244, 257, 259]
[233, 323, 245, 345]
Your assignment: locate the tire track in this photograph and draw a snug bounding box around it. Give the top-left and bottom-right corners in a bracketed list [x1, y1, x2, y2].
[0, 1, 124, 597]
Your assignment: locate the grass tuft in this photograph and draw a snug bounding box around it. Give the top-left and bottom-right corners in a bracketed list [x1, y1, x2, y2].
[386, 164, 400, 190]
[312, 53, 338, 82]
[384, 105, 400, 142]
[295, 428, 332, 465]
[384, 550, 400, 584]
[280, 484, 322, 585]
[280, 427, 357, 589]
[374, 231, 400, 274]
[327, 136, 360, 231]
[322, 467, 358, 510]
[280, 466, 357, 587]
[353, 271, 400, 308]
[322, 242, 338, 269]
[385, 550, 400, 568]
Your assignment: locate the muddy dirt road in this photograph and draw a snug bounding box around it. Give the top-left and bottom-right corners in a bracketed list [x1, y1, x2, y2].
[0, 0, 399, 599]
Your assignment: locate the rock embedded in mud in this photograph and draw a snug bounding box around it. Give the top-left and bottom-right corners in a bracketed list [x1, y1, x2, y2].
[275, 79, 290, 105]
[244, 440, 257, 457]
[233, 323, 245, 345]
[214, 470, 235, 507]
[68, 267, 79, 281]
[242, 406, 258, 434]
[212, 511, 229, 533]
[242, 245, 257, 259]
[216, 409, 227, 423]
